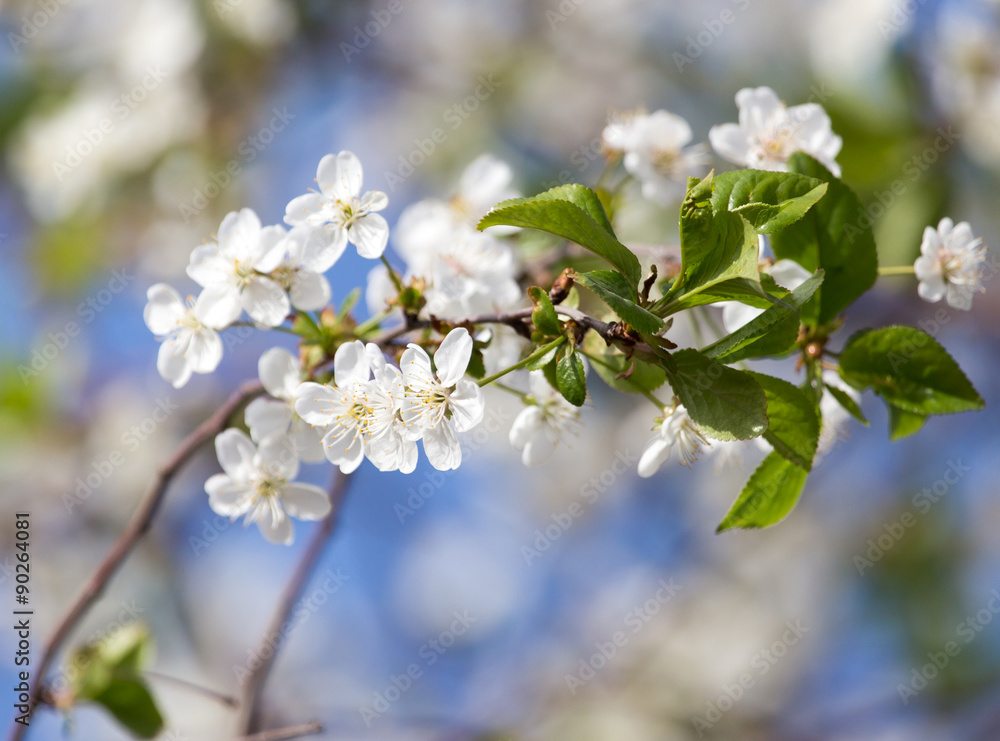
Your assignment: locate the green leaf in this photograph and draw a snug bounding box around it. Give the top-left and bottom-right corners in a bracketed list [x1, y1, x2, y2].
[661, 173, 761, 312]
[336, 287, 362, 320]
[717, 452, 809, 531]
[582, 331, 667, 395]
[574, 270, 663, 334]
[770, 153, 878, 325]
[556, 347, 587, 407]
[92, 678, 164, 739]
[479, 184, 642, 286]
[825, 384, 869, 426]
[839, 326, 984, 415]
[749, 373, 820, 470]
[887, 404, 926, 440]
[527, 286, 561, 336]
[525, 341, 561, 371]
[542, 356, 559, 390]
[666, 349, 768, 441]
[701, 270, 824, 363]
[711, 169, 828, 234]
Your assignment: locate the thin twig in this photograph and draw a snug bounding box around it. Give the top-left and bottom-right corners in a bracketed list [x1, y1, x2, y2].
[237, 472, 354, 735]
[9, 380, 264, 741]
[237, 720, 323, 741]
[144, 671, 238, 708]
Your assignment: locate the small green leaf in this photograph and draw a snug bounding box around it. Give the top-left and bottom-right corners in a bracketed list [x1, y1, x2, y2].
[574, 270, 663, 334]
[582, 331, 667, 395]
[770, 153, 879, 325]
[528, 286, 562, 336]
[336, 287, 361, 320]
[839, 326, 984, 415]
[711, 169, 828, 234]
[749, 373, 820, 470]
[542, 356, 559, 390]
[92, 678, 164, 739]
[666, 349, 768, 441]
[479, 185, 642, 286]
[887, 404, 926, 440]
[825, 384, 869, 426]
[292, 312, 322, 342]
[556, 347, 587, 407]
[718, 452, 809, 531]
[525, 341, 561, 371]
[702, 270, 824, 363]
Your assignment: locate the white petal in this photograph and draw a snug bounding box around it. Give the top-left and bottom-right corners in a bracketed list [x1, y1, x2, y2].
[245, 397, 294, 442]
[421, 421, 462, 471]
[708, 123, 750, 166]
[294, 224, 346, 273]
[205, 474, 248, 517]
[157, 335, 193, 388]
[193, 285, 242, 330]
[218, 208, 263, 258]
[242, 276, 290, 327]
[400, 344, 434, 386]
[281, 482, 332, 520]
[722, 302, 763, 333]
[319, 150, 363, 202]
[186, 245, 232, 288]
[917, 275, 947, 303]
[143, 284, 185, 335]
[521, 427, 557, 467]
[458, 154, 516, 214]
[349, 213, 389, 259]
[255, 435, 300, 481]
[334, 340, 371, 386]
[215, 428, 257, 481]
[324, 432, 365, 473]
[289, 270, 331, 311]
[254, 224, 289, 273]
[449, 379, 485, 432]
[768, 259, 811, 291]
[186, 328, 223, 374]
[434, 327, 473, 386]
[294, 382, 339, 426]
[284, 192, 326, 226]
[257, 507, 294, 545]
[509, 406, 544, 449]
[637, 435, 672, 478]
[360, 189, 389, 213]
[290, 420, 327, 463]
[920, 225, 944, 258]
[258, 347, 300, 398]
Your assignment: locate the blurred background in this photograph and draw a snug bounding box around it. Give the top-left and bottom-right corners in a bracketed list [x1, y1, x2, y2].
[2, 0, 1000, 738]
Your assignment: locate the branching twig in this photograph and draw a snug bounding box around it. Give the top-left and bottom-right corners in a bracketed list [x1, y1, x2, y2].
[9, 380, 265, 741]
[237, 720, 323, 741]
[237, 472, 354, 735]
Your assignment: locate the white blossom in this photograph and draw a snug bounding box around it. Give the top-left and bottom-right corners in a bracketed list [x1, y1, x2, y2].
[245, 348, 326, 463]
[186, 207, 290, 327]
[364, 344, 419, 474]
[143, 283, 224, 388]
[205, 429, 331, 545]
[295, 341, 397, 473]
[914, 217, 988, 311]
[284, 150, 389, 259]
[604, 109, 710, 204]
[637, 403, 709, 477]
[709, 87, 843, 176]
[269, 225, 337, 312]
[400, 328, 485, 471]
[509, 371, 582, 466]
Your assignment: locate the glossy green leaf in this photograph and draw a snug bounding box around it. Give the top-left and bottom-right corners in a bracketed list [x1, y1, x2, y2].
[717, 452, 809, 531]
[749, 372, 820, 470]
[825, 384, 869, 426]
[574, 270, 663, 334]
[887, 404, 926, 440]
[556, 347, 587, 407]
[711, 169, 828, 234]
[92, 679, 164, 739]
[528, 286, 562, 336]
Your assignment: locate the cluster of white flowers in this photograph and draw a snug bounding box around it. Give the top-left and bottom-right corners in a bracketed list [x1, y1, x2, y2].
[914, 217, 988, 311]
[144, 150, 385, 388]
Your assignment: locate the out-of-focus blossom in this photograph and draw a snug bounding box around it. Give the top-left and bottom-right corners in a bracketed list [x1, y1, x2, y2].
[509, 371, 583, 466]
[638, 403, 709, 477]
[143, 283, 224, 388]
[914, 217, 987, 311]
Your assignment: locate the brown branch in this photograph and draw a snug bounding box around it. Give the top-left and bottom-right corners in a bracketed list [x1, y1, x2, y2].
[237, 721, 323, 741]
[9, 380, 264, 741]
[237, 471, 354, 735]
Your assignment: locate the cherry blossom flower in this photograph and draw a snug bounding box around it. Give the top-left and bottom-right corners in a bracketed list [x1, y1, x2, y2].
[143, 283, 224, 388]
[400, 328, 485, 471]
[269, 225, 336, 312]
[206, 429, 331, 545]
[709, 87, 843, 176]
[295, 341, 397, 473]
[245, 348, 325, 463]
[603, 109, 710, 204]
[638, 403, 710, 477]
[364, 344, 418, 474]
[284, 150, 389, 259]
[914, 217, 988, 311]
[509, 371, 582, 466]
[186, 207, 290, 327]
